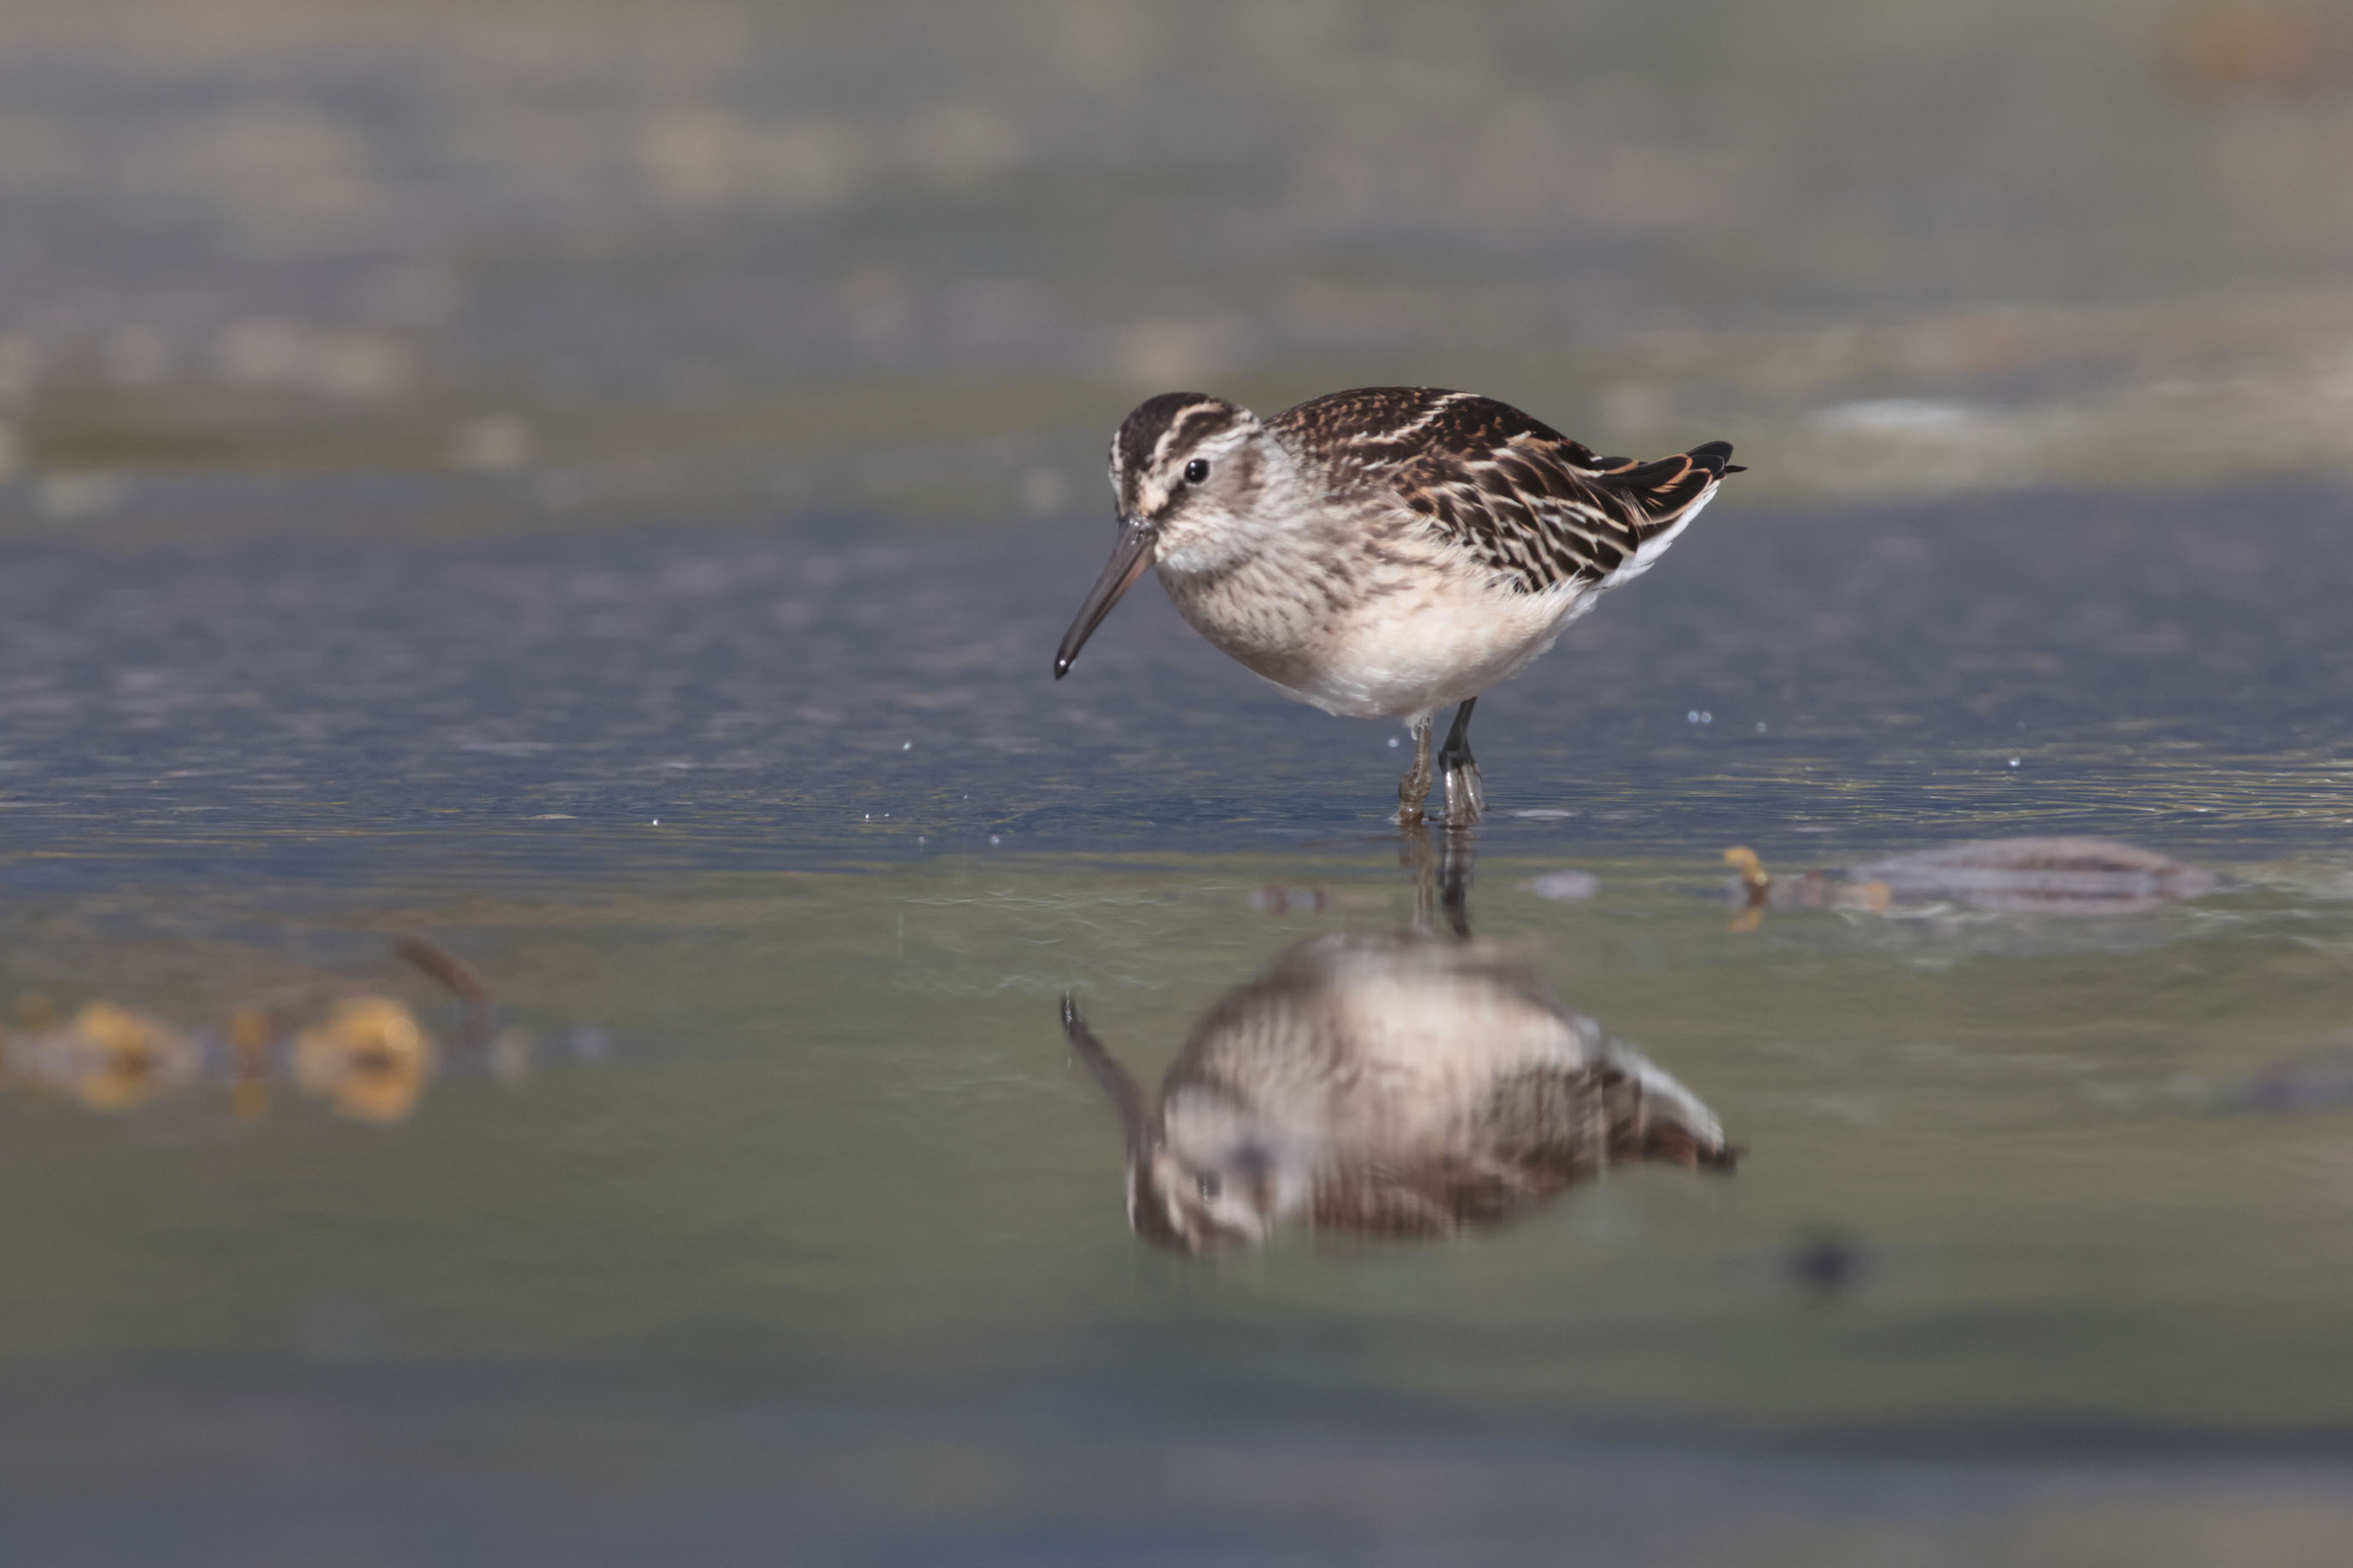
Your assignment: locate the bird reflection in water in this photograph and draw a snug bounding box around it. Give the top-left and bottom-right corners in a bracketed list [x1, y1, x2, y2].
[1062, 837, 1736, 1252]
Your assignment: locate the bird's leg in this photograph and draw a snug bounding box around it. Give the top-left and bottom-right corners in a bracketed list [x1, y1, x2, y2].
[1435, 697, 1486, 829]
[1394, 713, 1435, 827]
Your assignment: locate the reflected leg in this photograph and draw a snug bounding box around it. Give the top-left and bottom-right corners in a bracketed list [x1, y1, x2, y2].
[1404, 816, 1477, 936]
[1436, 697, 1485, 829]
[1436, 829, 1474, 937]
[1404, 827, 1435, 930]
[1395, 713, 1435, 827]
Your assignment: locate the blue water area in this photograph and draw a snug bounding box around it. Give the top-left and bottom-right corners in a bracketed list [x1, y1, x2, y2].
[4, 481, 2350, 888]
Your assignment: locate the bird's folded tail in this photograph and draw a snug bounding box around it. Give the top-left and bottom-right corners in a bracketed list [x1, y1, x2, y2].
[1599, 440, 1742, 538]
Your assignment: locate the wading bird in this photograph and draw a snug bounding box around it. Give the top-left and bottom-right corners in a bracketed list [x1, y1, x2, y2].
[1054, 387, 1738, 826]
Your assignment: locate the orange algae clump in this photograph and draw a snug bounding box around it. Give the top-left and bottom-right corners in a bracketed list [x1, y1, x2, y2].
[55, 1002, 198, 1111]
[295, 996, 437, 1122]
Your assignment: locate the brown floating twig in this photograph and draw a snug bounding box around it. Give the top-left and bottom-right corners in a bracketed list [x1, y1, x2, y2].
[392, 934, 493, 1050]
[393, 935, 491, 1003]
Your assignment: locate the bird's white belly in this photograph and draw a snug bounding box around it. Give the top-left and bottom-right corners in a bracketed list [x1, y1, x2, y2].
[1271, 582, 1593, 720]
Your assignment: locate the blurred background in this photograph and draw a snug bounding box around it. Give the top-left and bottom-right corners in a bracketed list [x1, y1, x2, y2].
[5, 0, 2353, 542]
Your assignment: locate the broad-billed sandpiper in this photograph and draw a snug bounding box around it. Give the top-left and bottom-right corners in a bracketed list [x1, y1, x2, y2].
[1054, 386, 1739, 827]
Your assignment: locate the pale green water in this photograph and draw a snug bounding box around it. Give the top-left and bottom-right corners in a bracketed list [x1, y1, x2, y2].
[6, 842, 2353, 1562]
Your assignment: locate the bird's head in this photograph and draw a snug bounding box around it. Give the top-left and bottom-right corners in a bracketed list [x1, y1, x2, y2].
[1054, 393, 1276, 679]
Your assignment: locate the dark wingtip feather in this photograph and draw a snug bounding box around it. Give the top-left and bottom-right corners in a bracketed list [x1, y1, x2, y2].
[1683, 440, 1737, 476]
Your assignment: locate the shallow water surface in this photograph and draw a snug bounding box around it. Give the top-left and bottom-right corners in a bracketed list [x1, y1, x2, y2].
[6, 842, 2353, 1562]
[3, 483, 2353, 1562]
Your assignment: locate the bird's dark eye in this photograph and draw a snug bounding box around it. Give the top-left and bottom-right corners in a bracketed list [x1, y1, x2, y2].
[1183, 458, 1210, 485]
[1195, 1172, 1222, 1200]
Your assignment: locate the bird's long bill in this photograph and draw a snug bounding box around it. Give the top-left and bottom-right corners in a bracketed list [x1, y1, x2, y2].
[1061, 994, 1152, 1157]
[1054, 520, 1154, 679]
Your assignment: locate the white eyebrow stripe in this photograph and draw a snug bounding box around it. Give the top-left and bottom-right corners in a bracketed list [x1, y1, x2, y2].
[1150, 400, 1231, 466]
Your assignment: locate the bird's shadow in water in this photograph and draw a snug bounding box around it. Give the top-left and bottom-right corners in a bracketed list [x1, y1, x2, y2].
[1060, 830, 1737, 1253]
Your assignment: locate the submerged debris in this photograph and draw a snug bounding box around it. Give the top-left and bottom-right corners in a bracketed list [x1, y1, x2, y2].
[2231, 1042, 2353, 1116]
[1725, 838, 2215, 921]
[0, 936, 606, 1124]
[1789, 1227, 1868, 1300]
[394, 934, 490, 1004]
[1849, 837, 2217, 915]
[1248, 883, 1328, 915]
[395, 932, 493, 1047]
[1724, 845, 1854, 930]
[1527, 870, 1601, 903]
[229, 1005, 273, 1121]
[295, 997, 438, 1124]
[3, 1002, 199, 1111]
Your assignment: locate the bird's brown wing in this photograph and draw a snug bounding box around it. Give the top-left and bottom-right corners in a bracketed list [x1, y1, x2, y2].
[1272, 387, 1735, 595]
